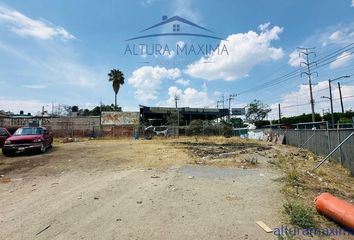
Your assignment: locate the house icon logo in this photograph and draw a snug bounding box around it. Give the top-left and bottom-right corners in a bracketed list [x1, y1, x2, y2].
[126, 15, 225, 41]
[124, 15, 228, 57]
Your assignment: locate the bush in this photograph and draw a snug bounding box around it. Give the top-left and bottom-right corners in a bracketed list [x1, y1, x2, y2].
[186, 120, 204, 136]
[283, 202, 315, 228]
[185, 120, 233, 136]
[220, 120, 233, 137]
[286, 168, 301, 187]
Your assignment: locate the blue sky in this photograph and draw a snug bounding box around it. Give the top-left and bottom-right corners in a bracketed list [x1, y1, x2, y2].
[0, 0, 354, 118]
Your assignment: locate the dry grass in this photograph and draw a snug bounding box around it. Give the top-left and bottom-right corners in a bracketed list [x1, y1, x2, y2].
[71, 138, 192, 169]
[270, 144, 354, 231]
[0, 138, 192, 176]
[170, 136, 271, 168]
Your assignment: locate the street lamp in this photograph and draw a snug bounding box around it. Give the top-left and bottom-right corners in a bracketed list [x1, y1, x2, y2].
[326, 75, 350, 128]
[321, 95, 333, 128]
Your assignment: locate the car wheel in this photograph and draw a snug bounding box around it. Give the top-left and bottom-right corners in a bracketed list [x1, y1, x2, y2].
[40, 143, 46, 153]
[2, 149, 15, 157]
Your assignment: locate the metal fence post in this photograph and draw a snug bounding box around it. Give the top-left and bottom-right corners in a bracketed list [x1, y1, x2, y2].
[314, 130, 317, 155]
[337, 127, 342, 165]
[326, 121, 331, 154]
[297, 124, 300, 148]
[314, 131, 354, 170]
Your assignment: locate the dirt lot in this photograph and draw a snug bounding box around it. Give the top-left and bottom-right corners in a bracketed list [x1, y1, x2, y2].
[0, 137, 352, 240]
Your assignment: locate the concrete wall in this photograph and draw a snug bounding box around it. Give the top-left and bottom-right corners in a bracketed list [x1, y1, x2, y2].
[101, 125, 135, 137]
[0, 116, 136, 138]
[46, 117, 101, 137]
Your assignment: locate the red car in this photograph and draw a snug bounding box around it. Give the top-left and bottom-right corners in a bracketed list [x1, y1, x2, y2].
[2, 127, 53, 156]
[0, 128, 11, 148]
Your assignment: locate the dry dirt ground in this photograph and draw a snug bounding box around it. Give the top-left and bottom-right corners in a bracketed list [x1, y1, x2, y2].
[0, 137, 332, 240]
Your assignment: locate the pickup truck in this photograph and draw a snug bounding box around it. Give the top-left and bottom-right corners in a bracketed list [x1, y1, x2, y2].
[2, 127, 53, 156]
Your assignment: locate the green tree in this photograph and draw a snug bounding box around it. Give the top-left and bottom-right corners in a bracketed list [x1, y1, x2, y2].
[230, 118, 246, 128]
[245, 99, 271, 124]
[78, 104, 122, 116]
[164, 111, 184, 125]
[108, 69, 125, 107]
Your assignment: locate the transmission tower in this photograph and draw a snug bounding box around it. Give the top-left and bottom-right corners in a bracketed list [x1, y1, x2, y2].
[299, 47, 318, 122]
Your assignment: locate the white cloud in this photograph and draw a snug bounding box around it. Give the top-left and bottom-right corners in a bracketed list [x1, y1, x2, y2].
[176, 41, 185, 48]
[162, 41, 185, 59]
[186, 23, 284, 81]
[172, 0, 202, 24]
[270, 81, 354, 117]
[0, 41, 100, 88]
[329, 51, 353, 69]
[175, 78, 190, 86]
[288, 50, 305, 67]
[0, 98, 49, 114]
[164, 85, 214, 108]
[259, 22, 270, 32]
[128, 66, 181, 103]
[141, 0, 158, 6]
[323, 25, 354, 45]
[0, 5, 75, 41]
[329, 30, 344, 42]
[352, 0, 354, 7]
[22, 84, 47, 89]
[214, 91, 222, 96]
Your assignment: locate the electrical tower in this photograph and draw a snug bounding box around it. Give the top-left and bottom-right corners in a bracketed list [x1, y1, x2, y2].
[299, 47, 318, 122]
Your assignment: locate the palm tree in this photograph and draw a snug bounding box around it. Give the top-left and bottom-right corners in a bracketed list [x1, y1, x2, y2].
[108, 69, 125, 108]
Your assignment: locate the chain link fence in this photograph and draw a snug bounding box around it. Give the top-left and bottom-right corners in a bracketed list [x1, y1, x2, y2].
[264, 128, 354, 175]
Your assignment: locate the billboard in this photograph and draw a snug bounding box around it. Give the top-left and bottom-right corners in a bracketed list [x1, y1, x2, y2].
[232, 108, 246, 116]
[101, 112, 139, 125]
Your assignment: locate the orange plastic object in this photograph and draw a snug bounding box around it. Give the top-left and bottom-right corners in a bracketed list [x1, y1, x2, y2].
[315, 192, 354, 229]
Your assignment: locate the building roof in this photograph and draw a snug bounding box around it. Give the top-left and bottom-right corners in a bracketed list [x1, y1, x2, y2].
[139, 105, 229, 122]
[140, 15, 213, 33]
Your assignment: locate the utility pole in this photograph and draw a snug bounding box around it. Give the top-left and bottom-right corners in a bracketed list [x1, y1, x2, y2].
[299, 47, 317, 122]
[326, 76, 350, 128]
[216, 100, 223, 109]
[338, 82, 344, 113]
[174, 94, 180, 137]
[328, 80, 335, 129]
[99, 101, 103, 132]
[278, 104, 281, 124]
[227, 94, 237, 121]
[221, 94, 225, 109]
[218, 95, 226, 121]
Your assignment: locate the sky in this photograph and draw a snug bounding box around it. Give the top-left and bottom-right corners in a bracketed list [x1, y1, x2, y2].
[0, 0, 354, 119]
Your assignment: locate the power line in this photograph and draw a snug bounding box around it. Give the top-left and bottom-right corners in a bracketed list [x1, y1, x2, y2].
[237, 43, 354, 96]
[269, 95, 354, 110]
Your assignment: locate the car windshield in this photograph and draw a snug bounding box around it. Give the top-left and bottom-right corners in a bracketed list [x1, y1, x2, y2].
[14, 128, 43, 135]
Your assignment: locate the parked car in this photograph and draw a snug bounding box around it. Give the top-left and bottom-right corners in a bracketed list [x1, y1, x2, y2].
[0, 128, 11, 148]
[2, 127, 53, 156]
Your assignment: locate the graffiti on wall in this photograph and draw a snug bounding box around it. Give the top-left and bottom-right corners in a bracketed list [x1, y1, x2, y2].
[101, 112, 139, 125]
